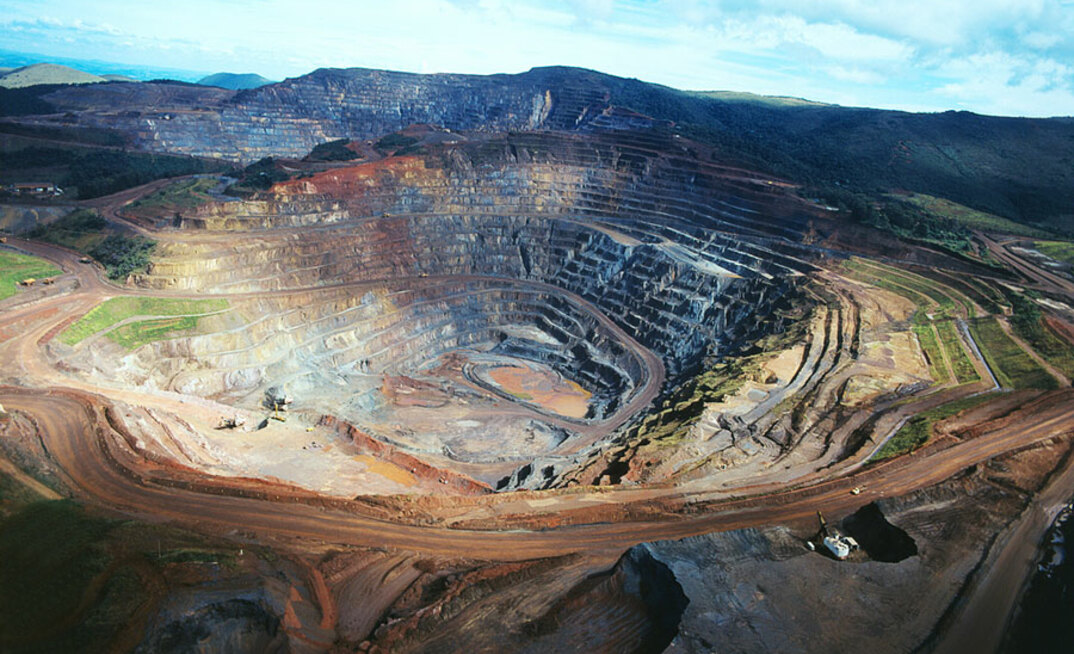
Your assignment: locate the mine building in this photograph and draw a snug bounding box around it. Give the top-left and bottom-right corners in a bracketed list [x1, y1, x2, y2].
[9, 182, 63, 197]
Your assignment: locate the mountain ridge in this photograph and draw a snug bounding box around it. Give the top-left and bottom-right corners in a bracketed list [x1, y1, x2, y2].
[0, 63, 107, 88]
[197, 72, 275, 90]
[7, 63, 1073, 231]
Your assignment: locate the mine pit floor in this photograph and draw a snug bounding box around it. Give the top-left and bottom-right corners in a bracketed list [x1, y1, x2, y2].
[484, 361, 592, 419]
[200, 415, 419, 497]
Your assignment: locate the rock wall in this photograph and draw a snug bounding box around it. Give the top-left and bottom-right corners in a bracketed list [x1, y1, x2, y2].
[139, 132, 815, 381]
[124, 282, 644, 415]
[42, 67, 679, 162]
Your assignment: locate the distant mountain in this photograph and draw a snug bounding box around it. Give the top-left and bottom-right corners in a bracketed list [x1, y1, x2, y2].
[14, 64, 1074, 232]
[689, 90, 829, 108]
[0, 63, 107, 88]
[197, 72, 274, 90]
[0, 48, 206, 83]
[101, 74, 137, 82]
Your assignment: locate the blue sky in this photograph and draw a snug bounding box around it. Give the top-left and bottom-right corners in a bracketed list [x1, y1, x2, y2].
[2, 0, 1073, 117]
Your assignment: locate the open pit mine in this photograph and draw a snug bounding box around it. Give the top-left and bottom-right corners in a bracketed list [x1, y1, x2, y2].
[2, 65, 1074, 653]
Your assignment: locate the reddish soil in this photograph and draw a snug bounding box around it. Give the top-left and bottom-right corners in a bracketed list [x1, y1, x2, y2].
[319, 415, 492, 496]
[1045, 315, 1074, 346]
[487, 364, 591, 418]
[381, 375, 451, 408]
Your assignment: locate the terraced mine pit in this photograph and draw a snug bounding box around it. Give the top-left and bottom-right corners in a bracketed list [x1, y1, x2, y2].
[5, 64, 1074, 653]
[42, 131, 815, 486]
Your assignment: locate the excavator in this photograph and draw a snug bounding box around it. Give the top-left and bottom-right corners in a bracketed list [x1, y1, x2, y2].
[814, 511, 859, 560]
[270, 401, 287, 422]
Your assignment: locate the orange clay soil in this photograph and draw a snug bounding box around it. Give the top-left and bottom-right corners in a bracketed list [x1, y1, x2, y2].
[487, 364, 592, 419]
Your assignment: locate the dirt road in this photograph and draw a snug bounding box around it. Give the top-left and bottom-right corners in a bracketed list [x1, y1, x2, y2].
[3, 193, 1074, 653]
[4, 228, 1073, 561]
[3, 386, 1071, 563]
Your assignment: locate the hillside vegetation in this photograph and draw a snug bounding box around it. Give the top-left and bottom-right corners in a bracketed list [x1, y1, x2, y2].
[0, 128, 230, 199]
[5, 64, 1074, 234]
[0, 63, 106, 88]
[512, 67, 1074, 233]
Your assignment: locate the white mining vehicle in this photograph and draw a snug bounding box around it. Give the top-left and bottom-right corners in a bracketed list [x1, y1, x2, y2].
[816, 511, 861, 560]
[823, 533, 860, 560]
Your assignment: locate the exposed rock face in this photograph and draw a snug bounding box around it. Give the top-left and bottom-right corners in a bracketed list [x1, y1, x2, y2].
[42, 67, 681, 162]
[519, 545, 690, 654]
[137, 597, 289, 654]
[138, 132, 814, 384]
[53, 130, 817, 480]
[644, 469, 1046, 654]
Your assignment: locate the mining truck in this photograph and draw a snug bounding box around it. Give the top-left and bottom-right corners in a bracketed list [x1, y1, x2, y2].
[218, 415, 246, 429]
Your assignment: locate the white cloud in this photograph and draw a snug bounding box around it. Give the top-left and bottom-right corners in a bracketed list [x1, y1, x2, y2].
[0, 0, 1072, 116]
[568, 0, 614, 22]
[933, 51, 1074, 115]
[825, 65, 886, 85]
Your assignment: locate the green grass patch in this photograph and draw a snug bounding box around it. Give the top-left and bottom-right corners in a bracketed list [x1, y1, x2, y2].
[106, 315, 201, 350]
[964, 276, 1010, 313]
[872, 393, 999, 461]
[1034, 240, 1074, 266]
[969, 317, 1059, 390]
[925, 269, 1002, 315]
[0, 250, 61, 300]
[124, 177, 218, 221]
[911, 317, 949, 384]
[1037, 321, 1074, 380]
[936, 320, 979, 383]
[59, 296, 228, 346]
[844, 258, 992, 386]
[900, 193, 1055, 238]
